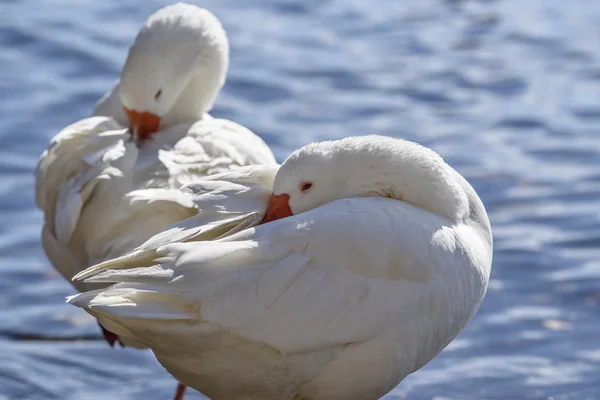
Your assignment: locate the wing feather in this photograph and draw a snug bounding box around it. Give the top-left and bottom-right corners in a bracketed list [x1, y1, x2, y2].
[70, 197, 487, 356]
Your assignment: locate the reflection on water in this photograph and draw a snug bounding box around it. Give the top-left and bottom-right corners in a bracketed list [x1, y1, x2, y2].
[1, 0, 599, 399]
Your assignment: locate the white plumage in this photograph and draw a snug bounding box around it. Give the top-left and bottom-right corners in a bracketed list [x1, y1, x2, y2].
[36, 118, 275, 293]
[36, 3, 276, 295]
[69, 135, 493, 400]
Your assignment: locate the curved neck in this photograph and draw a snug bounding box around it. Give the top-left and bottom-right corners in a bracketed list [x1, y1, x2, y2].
[161, 63, 226, 127]
[366, 167, 468, 222]
[341, 138, 471, 222]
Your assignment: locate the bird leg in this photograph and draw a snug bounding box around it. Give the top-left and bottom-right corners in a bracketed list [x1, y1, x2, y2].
[98, 322, 124, 348]
[98, 322, 183, 399]
[173, 383, 187, 400]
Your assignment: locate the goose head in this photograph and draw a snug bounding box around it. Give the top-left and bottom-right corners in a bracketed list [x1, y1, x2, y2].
[119, 3, 228, 141]
[263, 135, 471, 224]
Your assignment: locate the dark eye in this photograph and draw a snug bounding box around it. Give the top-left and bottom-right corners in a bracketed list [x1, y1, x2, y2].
[154, 89, 162, 100]
[300, 182, 313, 192]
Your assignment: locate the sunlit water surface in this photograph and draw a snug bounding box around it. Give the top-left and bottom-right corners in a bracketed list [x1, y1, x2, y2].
[1, 0, 600, 399]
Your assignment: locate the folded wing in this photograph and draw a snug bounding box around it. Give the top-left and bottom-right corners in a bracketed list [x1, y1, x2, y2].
[70, 197, 489, 359]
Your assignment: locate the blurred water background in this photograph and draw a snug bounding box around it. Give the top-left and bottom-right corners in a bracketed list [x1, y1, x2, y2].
[1, 0, 600, 399]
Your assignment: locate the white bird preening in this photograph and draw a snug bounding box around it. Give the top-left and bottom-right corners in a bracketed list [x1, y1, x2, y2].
[69, 135, 493, 400]
[36, 3, 275, 400]
[94, 2, 230, 142]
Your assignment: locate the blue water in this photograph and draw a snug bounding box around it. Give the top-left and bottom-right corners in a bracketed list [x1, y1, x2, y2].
[1, 0, 600, 398]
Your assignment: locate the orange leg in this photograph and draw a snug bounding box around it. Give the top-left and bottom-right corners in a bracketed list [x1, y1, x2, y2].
[173, 382, 186, 400]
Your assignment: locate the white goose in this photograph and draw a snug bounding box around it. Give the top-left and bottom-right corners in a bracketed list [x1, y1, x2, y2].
[36, 3, 274, 398]
[36, 2, 275, 296]
[69, 135, 493, 400]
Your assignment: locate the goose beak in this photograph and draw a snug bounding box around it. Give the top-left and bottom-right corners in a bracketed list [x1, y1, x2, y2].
[262, 193, 292, 223]
[123, 107, 161, 142]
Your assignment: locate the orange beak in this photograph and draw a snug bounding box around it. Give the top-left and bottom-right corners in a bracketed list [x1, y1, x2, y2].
[123, 107, 161, 142]
[262, 193, 293, 224]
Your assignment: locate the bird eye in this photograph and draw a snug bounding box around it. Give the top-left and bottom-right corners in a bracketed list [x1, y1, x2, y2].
[154, 89, 162, 100]
[300, 182, 313, 192]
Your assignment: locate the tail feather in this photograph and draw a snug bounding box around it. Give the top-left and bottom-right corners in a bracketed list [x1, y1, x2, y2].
[68, 286, 193, 321]
[73, 212, 260, 282]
